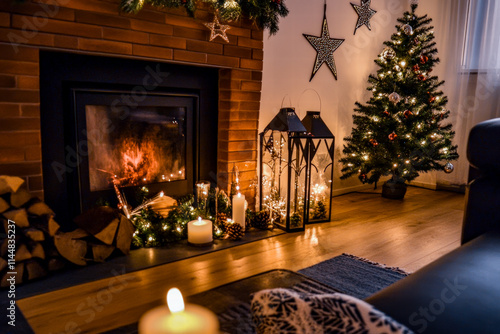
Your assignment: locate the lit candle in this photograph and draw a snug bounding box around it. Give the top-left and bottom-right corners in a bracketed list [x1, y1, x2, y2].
[187, 217, 213, 245]
[232, 193, 246, 229]
[139, 288, 219, 334]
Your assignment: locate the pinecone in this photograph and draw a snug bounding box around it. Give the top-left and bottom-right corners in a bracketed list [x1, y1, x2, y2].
[226, 223, 244, 240]
[252, 210, 270, 230]
[216, 212, 228, 225]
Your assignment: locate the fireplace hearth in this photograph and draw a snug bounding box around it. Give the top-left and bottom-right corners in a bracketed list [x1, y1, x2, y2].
[40, 51, 218, 226]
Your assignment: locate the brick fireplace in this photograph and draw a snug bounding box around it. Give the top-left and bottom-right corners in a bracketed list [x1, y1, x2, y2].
[0, 0, 262, 217]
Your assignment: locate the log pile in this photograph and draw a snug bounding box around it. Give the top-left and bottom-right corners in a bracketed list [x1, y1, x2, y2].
[0, 176, 135, 287]
[55, 206, 135, 266]
[0, 176, 66, 287]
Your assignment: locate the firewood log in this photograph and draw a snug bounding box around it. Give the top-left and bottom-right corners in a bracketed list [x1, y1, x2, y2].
[1, 262, 24, 287]
[31, 242, 45, 260]
[27, 201, 55, 217]
[91, 244, 115, 262]
[116, 215, 134, 255]
[54, 229, 89, 266]
[48, 217, 60, 237]
[24, 228, 45, 242]
[0, 175, 25, 195]
[0, 197, 9, 213]
[3, 208, 30, 228]
[25, 259, 47, 281]
[10, 188, 33, 208]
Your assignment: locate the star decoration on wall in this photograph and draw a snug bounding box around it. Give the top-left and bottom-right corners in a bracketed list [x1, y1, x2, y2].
[303, 8, 344, 81]
[350, 0, 377, 35]
[204, 15, 230, 43]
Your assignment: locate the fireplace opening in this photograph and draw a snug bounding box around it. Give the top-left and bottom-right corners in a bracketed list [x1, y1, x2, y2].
[40, 51, 218, 227]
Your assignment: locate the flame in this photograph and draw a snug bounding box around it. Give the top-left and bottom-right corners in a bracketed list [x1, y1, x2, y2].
[167, 288, 184, 313]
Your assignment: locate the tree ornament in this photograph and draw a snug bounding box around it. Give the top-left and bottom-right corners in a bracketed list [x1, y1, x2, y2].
[369, 138, 379, 146]
[251, 210, 271, 230]
[383, 110, 390, 116]
[429, 96, 436, 103]
[444, 162, 454, 174]
[204, 15, 230, 43]
[413, 64, 420, 72]
[388, 131, 398, 141]
[420, 55, 429, 64]
[359, 173, 368, 183]
[418, 74, 426, 81]
[303, 3, 344, 81]
[388, 92, 401, 104]
[403, 110, 413, 118]
[381, 47, 396, 60]
[402, 24, 413, 35]
[413, 37, 421, 45]
[225, 222, 244, 240]
[350, 0, 377, 35]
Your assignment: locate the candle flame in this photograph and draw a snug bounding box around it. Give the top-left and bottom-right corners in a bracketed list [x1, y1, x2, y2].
[167, 288, 184, 313]
[237, 193, 241, 198]
[159, 191, 164, 197]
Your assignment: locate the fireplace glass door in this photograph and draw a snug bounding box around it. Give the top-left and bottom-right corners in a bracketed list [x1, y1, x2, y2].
[72, 89, 196, 213]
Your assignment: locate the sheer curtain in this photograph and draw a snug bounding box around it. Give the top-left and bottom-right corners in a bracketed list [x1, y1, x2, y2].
[428, 0, 500, 187]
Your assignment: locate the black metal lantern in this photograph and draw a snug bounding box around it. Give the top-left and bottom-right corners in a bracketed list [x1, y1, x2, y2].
[259, 108, 308, 232]
[301, 111, 335, 224]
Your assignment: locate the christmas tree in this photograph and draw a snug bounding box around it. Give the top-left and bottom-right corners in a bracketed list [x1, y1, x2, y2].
[340, 4, 458, 193]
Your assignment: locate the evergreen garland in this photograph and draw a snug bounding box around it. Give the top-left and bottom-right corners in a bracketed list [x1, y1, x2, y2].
[340, 4, 458, 186]
[120, 0, 288, 34]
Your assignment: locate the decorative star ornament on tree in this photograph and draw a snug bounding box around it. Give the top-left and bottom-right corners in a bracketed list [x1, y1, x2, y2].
[350, 0, 377, 35]
[303, 4, 344, 81]
[204, 15, 230, 43]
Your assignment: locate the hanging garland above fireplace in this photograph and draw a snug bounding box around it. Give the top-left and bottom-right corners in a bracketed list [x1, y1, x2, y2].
[119, 0, 289, 34]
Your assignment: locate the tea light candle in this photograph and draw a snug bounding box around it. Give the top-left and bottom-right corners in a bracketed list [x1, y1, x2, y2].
[187, 217, 213, 245]
[232, 193, 246, 229]
[139, 288, 219, 334]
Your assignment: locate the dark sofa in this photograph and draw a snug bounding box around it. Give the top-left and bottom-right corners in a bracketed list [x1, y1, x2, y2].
[366, 118, 500, 333]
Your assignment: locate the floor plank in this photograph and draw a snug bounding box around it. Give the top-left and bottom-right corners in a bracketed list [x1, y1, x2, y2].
[17, 187, 465, 333]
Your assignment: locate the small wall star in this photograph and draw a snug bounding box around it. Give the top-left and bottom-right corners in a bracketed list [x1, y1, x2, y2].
[204, 15, 230, 43]
[351, 0, 377, 35]
[303, 11, 344, 81]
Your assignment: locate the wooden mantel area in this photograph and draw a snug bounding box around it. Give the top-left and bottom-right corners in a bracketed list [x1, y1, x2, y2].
[17, 188, 464, 333]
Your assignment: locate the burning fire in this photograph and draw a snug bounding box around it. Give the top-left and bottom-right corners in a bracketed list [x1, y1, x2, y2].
[120, 138, 160, 186]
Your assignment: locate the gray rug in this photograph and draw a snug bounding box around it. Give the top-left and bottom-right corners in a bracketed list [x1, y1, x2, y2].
[298, 253, 410, 299]
[105, 253, 410, 334]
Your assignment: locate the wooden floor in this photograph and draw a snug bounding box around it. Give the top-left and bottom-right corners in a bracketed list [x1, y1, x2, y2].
[18, 187, 465, 333]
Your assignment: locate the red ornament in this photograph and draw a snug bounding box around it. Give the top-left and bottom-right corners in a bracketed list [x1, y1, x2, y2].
[413, 64, 420, 72]
[403, 110, 413, 118]
[369, 138, 379, 146]
[418, 74, 426, 81]
[388, 132, 397, 141]
[359, 173, 368, 183]
[429, 96, 436, 103]
[420, 55, 429, 64]
[383, 110, 390, 116]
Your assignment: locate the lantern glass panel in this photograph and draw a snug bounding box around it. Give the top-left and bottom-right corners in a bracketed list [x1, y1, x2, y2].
[308, 138, 334, 222]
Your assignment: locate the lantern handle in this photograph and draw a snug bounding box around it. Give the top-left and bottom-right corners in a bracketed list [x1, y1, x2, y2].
[297, 88, 322, 119]
[280, 94, 293, 109]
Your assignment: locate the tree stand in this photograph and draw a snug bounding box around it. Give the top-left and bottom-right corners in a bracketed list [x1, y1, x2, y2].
[382, 181, 407, 199]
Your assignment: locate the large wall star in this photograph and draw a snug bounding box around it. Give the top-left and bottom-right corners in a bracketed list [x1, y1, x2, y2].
[351, 0, 377, 35]
[303, 11, 344, 81]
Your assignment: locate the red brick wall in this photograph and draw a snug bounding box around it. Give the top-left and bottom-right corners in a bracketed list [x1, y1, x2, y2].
[0, 0, 262, 204]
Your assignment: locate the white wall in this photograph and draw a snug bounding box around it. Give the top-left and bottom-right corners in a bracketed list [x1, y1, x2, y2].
[260, 0, 417, 195]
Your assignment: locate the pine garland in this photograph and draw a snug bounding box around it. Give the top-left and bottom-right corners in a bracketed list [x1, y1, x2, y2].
[120, 0, 288, 34]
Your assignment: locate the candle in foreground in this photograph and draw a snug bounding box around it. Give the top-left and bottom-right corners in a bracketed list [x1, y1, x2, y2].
[139, 288, 219, 334]
[187, 217, 213, 245]
[232, 193, 246, 229]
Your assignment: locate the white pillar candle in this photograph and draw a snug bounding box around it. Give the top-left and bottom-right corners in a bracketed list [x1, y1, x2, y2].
[232, 193, 246, 229]
[187, 217, 213, 245]
[139, 288, 219, 334]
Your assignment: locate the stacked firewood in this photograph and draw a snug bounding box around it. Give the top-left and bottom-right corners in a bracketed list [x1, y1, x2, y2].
[0, 176, 135, 287]
[0, 176, 65, 287]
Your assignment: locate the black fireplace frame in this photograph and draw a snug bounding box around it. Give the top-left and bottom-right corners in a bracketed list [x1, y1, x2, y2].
[40, 51, 219, 227]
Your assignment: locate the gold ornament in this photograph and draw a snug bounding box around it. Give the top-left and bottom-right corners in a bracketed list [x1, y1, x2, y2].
[204, 15, 230, 43]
